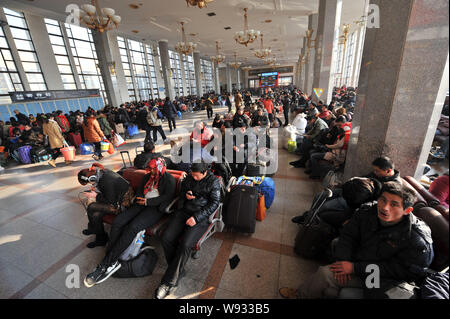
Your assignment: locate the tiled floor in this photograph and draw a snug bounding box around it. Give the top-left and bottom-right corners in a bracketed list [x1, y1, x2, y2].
[0, 107, 324, 299]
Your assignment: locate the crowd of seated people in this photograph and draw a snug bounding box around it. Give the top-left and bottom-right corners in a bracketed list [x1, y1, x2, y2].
[0, 91, 234, 170]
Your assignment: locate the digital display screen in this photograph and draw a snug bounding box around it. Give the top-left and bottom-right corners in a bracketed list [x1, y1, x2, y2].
[260, 72, 278, 88]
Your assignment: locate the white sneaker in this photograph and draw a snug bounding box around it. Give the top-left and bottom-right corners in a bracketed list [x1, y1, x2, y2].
[84, 261, 121, 288]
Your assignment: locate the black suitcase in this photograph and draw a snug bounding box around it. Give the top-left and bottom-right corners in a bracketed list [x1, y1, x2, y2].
[224, 185, 258, 233]
[294, 188, 337, 260]
[245, 162, 266, 177]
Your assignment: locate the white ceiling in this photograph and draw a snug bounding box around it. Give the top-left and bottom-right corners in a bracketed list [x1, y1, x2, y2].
[4, 0, 366, 67]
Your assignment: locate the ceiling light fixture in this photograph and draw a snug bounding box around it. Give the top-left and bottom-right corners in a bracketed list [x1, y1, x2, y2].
[175, 21, 197, 56]
[229, 52, 242, 69]
[265, 55, 277, 66]
[77, 0, 121, 33]
[186, 0, 214, 9]
[234, 8, 260, 47]
[211, 41, 225, 64]
[254, 33, 271, 59]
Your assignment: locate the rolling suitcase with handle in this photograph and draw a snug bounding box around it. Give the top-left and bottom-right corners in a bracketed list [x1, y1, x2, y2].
[224, 185, 258, 233]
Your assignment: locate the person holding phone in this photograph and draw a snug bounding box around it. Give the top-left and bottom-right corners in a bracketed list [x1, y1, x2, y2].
[155, 162, 222, 299]
[83, 158, 177, 288]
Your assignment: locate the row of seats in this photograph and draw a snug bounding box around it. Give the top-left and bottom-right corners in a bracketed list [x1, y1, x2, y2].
[101, 167, 226, 256]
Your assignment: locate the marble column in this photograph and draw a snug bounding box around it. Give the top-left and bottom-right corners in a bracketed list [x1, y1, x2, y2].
[304, 13, 318, 96]
[236, 68, 241, 90]
[344, 0, 449, 180]
[226, 64, 233, 93]
[193, 51, 203, 97]
[312, 0, 342, 103]
[158, 40, 175, 100]
[243, 69, 249, 90]
[92, 30, 124, 107]
[214, 62, 221, 94]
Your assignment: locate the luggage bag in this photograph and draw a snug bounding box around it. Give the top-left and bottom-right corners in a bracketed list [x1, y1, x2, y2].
[294, 188, 337, 260]
[225, 185, 258, 233]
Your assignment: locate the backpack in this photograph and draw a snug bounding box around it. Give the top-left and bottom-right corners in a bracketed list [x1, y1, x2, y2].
[112, 246, 158, 278]
[155, 107, 164, 119]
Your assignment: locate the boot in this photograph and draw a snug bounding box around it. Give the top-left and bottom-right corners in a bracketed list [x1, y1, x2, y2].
[48, 159, 56, 168]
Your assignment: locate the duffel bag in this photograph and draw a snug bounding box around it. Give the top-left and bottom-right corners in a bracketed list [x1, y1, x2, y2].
[112, 246, 158, 278]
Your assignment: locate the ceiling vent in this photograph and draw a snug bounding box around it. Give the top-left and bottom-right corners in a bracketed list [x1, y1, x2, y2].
[224, 26, 231, 30]
[207, 12, 216, 17]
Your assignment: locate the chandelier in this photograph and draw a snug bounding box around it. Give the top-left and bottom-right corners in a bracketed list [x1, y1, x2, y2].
[234, 8, 260, 47]
[78, 0, 121, 33]
[175, 22, 197, 56]
[265, 56, 277, 66]
[254, 33, 271, 59]
[229, 52, 242, 69]
[210, 41, 225, 64]
[186, 0, 214, 8]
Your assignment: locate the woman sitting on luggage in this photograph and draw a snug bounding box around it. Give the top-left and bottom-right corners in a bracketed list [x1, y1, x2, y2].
[155, 162, 222, 299]
[84, 158, 176, 288]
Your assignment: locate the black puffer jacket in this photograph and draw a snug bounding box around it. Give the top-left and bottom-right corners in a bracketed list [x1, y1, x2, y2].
[96, 169, 131, 208]
[334, 202, 434, 283]
[179, 171, 221, 224]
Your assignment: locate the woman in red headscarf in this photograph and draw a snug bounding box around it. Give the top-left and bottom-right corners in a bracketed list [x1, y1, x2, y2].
[83, 157, 177, 288]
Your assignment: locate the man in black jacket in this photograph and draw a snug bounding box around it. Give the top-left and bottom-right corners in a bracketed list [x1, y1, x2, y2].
[155, 162, 222, 299]
[281, 181, 434, 299]
[84, 158, 176, 287]
[14, 109, 30, 126]
[78, 163, 131, 248]
[163, 97, 178, 132]
[365, 156, 402, 184]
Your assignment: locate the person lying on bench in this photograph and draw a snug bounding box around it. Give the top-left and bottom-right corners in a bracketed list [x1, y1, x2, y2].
[154, 162, 222, 299]
[83, 157, 176, 288]
[280, 181, 434, 299]
[78, 163, 132, 248]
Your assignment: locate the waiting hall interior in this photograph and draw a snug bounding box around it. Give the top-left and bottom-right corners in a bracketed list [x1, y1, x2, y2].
[0, 0, 448, 301]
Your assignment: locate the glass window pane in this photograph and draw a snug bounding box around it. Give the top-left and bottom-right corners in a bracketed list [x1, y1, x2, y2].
[0, 73, 14, 94]
[27, 73, 45, 83]
[10, 27, 30, 40]
[5, 15, 27, 29]
[14, 83, 24, 91]
[2, 49, 13, 61]
[10, 72, 21, 83]
[18, 51, 37, 62]
[78, 58, 97, 74]
[52, 45, 67, 55]
[14, 39, 34, 51]
[29, 83, 47, 91]
[63, 83, 77, 90]
[5, 61, 17, 71]
[74, 40, 94, 58]
[0, 37, 8, 48]
[49, 35, 64, 46]
[68, 25, 90, 41]
[22, 62, 41, 72]
[46, 24, 62, 36]
[55, 55, 70, 65]
[84, 75, 100, 89]
[61, 74, 75, 83]
[58, 65, 72, 74]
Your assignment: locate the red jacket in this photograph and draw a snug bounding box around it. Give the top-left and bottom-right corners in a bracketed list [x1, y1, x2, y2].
[429, 174, 449, 208]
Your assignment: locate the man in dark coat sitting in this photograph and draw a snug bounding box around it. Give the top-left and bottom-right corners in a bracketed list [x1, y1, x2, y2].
[280, 181, 434, 299]
[155, 162, 222, 299]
